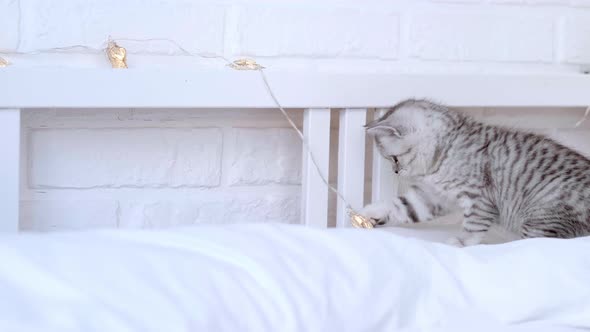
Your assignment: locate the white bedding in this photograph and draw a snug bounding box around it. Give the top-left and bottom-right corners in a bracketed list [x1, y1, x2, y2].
[0, 224, 588, 332]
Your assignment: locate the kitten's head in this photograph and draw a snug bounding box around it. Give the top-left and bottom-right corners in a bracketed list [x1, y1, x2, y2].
[366, 99, 454, 177]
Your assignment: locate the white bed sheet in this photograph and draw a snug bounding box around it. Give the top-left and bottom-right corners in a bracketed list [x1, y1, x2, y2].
[0, 223, 588, 332]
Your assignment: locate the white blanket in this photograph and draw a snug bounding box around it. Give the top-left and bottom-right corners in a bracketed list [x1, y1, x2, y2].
[0, 224, 588, 332]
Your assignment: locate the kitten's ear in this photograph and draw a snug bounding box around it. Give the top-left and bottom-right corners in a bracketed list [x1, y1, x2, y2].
[365, 124, 402, 138]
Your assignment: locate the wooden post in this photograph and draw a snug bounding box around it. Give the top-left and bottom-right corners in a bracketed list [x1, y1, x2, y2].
[301, 108, 331, 228]
[336, 108, 367, 227]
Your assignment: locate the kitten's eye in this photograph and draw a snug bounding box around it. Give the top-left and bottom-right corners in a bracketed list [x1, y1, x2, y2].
[392, 155, 399, 164]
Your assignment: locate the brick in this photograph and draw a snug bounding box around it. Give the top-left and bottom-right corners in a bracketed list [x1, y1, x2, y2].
[236, 6, 399, 58]
[560, 15, 590, 64]
[20, 200, 118, 231]
[18, 0, 225, 54]
[0, 0, 19, 51]
[229, 128, 302, 185]
[409, 11, 554, 62]
[30, 128, 222, 188]
[219, 195, 300, 224]
[118, 200, 200, 228]
[23, 108, 304, 130]
[119, 195, 300, 227]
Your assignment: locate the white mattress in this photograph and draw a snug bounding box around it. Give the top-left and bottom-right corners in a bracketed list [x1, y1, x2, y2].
[0, 223, 588, 332]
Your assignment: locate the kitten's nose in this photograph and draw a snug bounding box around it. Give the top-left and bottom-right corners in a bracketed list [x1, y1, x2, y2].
[394, 170, 399, 174]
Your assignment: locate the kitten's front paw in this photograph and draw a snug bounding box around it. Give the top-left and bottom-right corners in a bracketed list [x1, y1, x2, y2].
[359, 203, 391, 227]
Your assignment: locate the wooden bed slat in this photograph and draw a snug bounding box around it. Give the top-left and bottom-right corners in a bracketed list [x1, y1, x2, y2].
[301, 108, 331, 228]
[2, 70, 590, 108]
[336, 108, 367, 227]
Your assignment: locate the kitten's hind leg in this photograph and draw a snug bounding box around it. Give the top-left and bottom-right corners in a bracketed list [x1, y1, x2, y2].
[446, 198, 498, 247]
[520, 208, 586, 239]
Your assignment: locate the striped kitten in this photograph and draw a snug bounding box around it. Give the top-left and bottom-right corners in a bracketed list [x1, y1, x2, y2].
[362, 99, 590, 246]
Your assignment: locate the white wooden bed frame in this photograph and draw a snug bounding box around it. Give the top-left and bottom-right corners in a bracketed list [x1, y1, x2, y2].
[1, 69, 590, 232]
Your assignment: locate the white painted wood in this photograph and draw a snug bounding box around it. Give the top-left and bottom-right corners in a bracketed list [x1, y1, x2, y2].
[0, 109, 20, 232]
[301, 108, 331, 228]
[336, 109, 367, 228]
[1, 69, 590, 108]
[371, 109, 397, 203]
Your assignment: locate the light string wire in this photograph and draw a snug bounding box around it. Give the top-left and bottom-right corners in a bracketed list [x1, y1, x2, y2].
[0, 36, 232, 65]
[258, 69, 350, 207]
[241, 69, 371, 227]
[575, 106, 590, 128]
[0, 36, 370, 227]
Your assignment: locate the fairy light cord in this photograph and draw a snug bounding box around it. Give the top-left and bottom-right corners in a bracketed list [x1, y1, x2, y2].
[0, 36, 232, 66]
[257, 69, 371, 228]
[575, 106, 590, 128]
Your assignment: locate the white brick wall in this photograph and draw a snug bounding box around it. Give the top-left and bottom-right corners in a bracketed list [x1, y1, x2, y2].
[20, 109, 306, 230]
[3, 0, 589, 70]
[20, 200, 119, 231]
[2, 0, 589, 231]
[560, 15, 590, 64]
[229, 128, 301, 185]
[0, 0, 19, 52]
[236, 7, 399, 58]
[18, 0, 226, 54]
[30, 128, 222, 188]
[409, 10, 554, 62]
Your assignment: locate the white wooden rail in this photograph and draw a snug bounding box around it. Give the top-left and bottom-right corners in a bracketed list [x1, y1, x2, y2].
[1, 69, 590, 231]
[301, 109, 331, 228]
[336, 109, 367, 227]
[3, 69, 590, 108]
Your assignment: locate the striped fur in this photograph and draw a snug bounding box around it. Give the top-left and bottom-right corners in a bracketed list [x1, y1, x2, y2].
[361, 99, 590, 246]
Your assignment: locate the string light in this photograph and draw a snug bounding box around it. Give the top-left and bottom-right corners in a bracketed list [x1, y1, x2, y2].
[256, 67, 373, 229]
[106, 41, 128, 69]
[229, 58, 264, 71]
